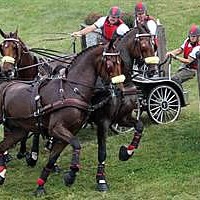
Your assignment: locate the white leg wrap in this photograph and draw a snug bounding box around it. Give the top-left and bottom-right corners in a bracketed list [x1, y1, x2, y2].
[31, 152, 38, 160]
[127, 149, 134, 155]
[0, 168, 6, 178]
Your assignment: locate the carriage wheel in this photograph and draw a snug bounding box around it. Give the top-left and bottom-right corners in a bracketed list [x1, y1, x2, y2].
[147, 85, 181, 124]
[110, 124, 135, 134]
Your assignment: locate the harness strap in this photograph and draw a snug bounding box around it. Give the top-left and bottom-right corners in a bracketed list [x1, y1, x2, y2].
[122, 86, 139, 96]
[1, 81, 19, 122]
[37, 98, 89, 116]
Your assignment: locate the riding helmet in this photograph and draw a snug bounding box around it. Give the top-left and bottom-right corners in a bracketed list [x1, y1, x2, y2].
[188, 24, 200, 37]
[108, 6, 121, 18]
[135, 2, 147, 14]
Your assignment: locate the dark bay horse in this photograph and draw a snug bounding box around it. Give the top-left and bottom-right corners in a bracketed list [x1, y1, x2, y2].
[0, 29, 74, 165]
[116, 23, 157, 80]
[0, 42, 124, 195]
[0, 29, 50, 164]
[86, 25, 156, 191]
[31, 26, 156, 192]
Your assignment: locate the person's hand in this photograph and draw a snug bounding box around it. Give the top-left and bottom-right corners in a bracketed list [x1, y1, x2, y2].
[170, 53, 177, 59]
[166, 52, 176, 59]
[71, 31, 82, 37]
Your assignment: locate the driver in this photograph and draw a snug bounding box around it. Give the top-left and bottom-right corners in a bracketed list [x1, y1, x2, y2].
[72, 6, 129, 42]
[133, 2, 158, 51]
[166, 24, 200, 84]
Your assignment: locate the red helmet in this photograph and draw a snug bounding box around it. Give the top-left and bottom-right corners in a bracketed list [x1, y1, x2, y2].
[108, 6, 121, 18]
[135, 2, 147, 14]
[188, 24, 200, 37]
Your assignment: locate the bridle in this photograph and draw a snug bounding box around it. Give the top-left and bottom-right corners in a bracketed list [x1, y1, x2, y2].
[134, 33, 154, 59]
[100, 46, 122, 79]
[0, 38, 26, 77]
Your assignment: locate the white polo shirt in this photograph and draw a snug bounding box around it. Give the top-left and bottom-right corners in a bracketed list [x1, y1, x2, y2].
[94, 16, 130, 36]
[189, 45, 200, 59]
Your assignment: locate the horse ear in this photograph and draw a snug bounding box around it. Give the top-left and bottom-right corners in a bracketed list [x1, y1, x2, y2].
[0, 29, 7, 38]
[0, 43, 3, 55]
[14, 27, 18, 38]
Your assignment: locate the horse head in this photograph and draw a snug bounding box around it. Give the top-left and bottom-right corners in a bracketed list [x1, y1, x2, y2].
[0, 28, 35, 80]
[116, 23, 159, 80]
[100, 40, 124, 84]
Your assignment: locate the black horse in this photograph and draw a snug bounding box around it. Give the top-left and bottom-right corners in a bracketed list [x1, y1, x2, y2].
[86, 25, 156, 191]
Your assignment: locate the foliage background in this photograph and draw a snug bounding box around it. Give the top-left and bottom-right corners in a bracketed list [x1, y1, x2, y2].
[0, 0, 199, 199]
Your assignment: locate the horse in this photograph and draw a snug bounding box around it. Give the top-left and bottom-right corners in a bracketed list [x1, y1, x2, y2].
[0, 29, 50, 165]
[0, 28, 74, 166]
[85, 25, 156, 191]
[0, 42, 124, 196]
[33, 25, 156, 192]
[116, 23, 157, 80]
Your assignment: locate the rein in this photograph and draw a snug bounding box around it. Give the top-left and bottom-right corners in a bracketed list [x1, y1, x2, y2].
[29, 48, 76, 64]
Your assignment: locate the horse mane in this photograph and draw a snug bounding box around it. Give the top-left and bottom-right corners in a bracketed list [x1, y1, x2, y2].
[137, 23, 151, 34]
[117, 23, 150, 45]
[70, 44, 104, 67]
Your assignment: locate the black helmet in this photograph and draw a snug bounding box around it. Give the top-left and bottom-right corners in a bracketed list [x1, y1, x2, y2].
[135, 2, 147, 14]
[188, 24, 200, 37]
[108, 6, 121, 18]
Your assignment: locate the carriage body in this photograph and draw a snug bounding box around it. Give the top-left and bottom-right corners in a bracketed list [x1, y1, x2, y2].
[132, 75, 188, 122]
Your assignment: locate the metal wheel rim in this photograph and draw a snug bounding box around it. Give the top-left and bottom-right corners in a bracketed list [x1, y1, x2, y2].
[148, 85, 181, 124]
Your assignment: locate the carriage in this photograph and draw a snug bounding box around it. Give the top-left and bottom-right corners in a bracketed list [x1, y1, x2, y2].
[111, 58, 189, 133]
[0, 27, 189, 195]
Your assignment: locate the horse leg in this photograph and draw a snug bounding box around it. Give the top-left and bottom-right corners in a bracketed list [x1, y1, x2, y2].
[34, 140, 66, 196]
[35, 124, 81, 196]
[16, 135, 27, 159]
[25, 133, 40, 167]
[63, 136, 81, 186]
[119, 119, 143, 161]
[0, 128, 27, 185]
[3, 126, 13, 163]
[44, 136, 62, 173]
[96, 121, 109, 192]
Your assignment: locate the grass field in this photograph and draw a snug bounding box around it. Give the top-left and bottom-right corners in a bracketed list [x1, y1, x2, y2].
[0, 0, 199, 199]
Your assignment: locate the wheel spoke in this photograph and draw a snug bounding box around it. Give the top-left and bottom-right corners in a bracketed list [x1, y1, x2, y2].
[168, 99, 178, 105]
[167, 94, 176, 102]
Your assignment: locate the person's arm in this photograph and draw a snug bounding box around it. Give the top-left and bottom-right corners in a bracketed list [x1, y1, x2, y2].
[175, 46, 200, 64]
[174, 55, 194, 64]
[166, 48, 183, 57]
[72, 24, 97, 37]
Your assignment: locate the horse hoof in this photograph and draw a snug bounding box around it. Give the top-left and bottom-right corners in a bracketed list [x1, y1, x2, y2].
[4, 153, 13, 163]
[0, 176, 5, 185]
[52, 164, 62, 174]
[16, 152, 26, 159]
[96, 182, 109, 192]
[63, 171, 76, 186]
[33, 186, 46, 197]
[25, 152, 37, 167]
[119, 145, 133, 161]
